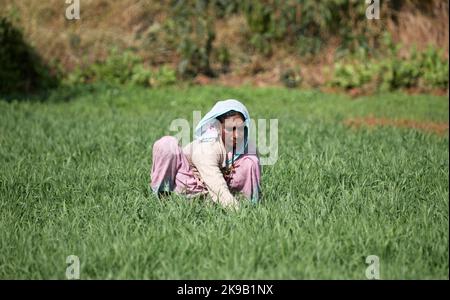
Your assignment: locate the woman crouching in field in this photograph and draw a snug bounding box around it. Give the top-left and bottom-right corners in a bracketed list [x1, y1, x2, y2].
[150, 99, 261, 209]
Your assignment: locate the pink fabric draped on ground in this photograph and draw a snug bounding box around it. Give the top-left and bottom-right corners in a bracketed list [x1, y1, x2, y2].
[150, 136, 261, 202]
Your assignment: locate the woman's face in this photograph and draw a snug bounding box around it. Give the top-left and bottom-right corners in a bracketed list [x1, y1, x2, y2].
[221, 114, 245, 150]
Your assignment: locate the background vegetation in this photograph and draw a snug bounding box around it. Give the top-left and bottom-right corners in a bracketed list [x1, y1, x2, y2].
[0, 0, 448, 94]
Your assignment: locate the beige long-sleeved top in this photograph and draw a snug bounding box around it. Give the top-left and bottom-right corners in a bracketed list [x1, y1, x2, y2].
[182, 133, 238, 208]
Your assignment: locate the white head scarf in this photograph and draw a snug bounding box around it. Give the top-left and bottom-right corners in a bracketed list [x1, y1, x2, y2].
[194, 99, 252, 164]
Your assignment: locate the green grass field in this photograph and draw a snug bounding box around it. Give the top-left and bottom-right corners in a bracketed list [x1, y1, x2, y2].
[0, 84, 448, 279]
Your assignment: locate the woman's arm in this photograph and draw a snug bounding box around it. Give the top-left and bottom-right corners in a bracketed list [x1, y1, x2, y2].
[191, 140, 238, 209]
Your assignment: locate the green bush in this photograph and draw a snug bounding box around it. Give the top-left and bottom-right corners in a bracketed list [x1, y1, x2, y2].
[330, 44, 449, 91]
[65, 49, 143, 85]
[151, 65, 177, 87]
[420, 46, 449, 89]
[92, 49, 143, 85]
[331, 61, 374, 89]
[130, 64, 153, 87]
[64, 49, 176, 87]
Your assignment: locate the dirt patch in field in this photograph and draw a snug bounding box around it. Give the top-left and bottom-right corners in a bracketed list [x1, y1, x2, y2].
[344, 116, 449, 135]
